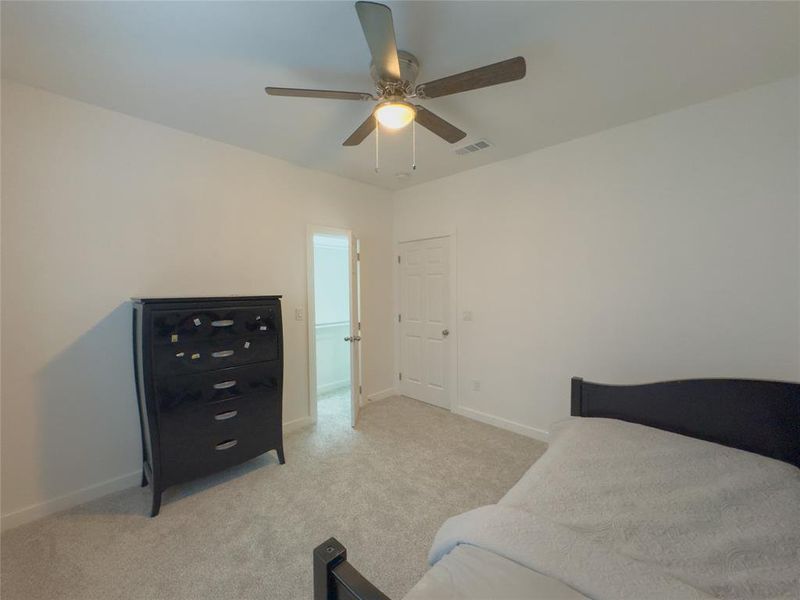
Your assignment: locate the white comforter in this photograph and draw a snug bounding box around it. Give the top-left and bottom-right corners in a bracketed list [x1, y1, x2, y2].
[429, 418, 800, 600]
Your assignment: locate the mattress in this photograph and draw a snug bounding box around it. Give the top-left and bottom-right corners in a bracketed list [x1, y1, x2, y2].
[404, 417, 800, 600]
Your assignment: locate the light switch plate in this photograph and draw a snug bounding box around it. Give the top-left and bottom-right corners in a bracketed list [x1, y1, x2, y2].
[463, 311, 473, 321]
[295, 307, 304, 321]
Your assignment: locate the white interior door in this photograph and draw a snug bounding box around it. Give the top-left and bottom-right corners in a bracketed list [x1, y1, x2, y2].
[349, 236, 363, 426]
[399, 237, 451, 409]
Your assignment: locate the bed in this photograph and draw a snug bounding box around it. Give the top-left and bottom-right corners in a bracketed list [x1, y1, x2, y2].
[313, 377, 800, 600]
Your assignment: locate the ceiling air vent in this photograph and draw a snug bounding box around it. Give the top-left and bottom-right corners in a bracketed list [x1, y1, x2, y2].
[455, 139, 493, 156]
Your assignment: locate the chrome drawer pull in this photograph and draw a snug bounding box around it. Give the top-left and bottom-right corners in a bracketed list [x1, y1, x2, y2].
[211, 350, 234, 358]
[215, 439, 238, 451]
[211, 319, 234, 327]
[214, 410, 238, 421]
[213, 380, 237, 390]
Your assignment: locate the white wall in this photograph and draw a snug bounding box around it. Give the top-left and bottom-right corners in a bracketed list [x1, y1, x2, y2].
[3, 75, 798, 530]
[313, 237, 351, 324]
[0, 81, 394, 528]
[313, 235, 351, 393]
[314, 323, 351, 394]
[394, 77, 800, 440]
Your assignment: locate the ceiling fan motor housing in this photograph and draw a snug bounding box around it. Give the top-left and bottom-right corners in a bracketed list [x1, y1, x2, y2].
[371, 50, 420, 90]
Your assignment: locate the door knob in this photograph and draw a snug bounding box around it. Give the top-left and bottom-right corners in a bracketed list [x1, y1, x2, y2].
[344, 336, 353, 342]
[442, 329, 450, 337]
[353, 336, 362, 341]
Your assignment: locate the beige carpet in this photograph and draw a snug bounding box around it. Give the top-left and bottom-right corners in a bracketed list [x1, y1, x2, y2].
[1, 393, 546, 600]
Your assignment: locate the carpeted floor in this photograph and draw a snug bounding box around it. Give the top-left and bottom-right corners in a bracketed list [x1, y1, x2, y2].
[0, 393, 546, 600]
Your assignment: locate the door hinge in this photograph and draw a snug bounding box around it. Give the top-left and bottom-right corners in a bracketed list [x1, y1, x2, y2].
[397, 255, 401, 264]
[398, 314, 402, 322]
[399, 372, 403, 381]
[357, 252, 360, 261]
[359, 385, 362, 394]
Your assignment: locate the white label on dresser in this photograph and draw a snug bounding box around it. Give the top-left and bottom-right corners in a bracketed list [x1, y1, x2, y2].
[193, 318, 201, 326]
[175, 352, 185, 358]
[171, 334, 179, 343]
[244, 341, 251, 349]
[191, 353, 200, 360]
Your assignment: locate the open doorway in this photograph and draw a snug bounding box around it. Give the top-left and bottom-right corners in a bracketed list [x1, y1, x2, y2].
[307, 226, 362, 427]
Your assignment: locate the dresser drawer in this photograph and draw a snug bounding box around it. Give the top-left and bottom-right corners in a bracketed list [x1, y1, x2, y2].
[154, 363, 280, 412]
[160, 393, 280, 441]
[153, 334, 278, 376]
[159, 394, 281, 484]
[151, 304, 278, 346]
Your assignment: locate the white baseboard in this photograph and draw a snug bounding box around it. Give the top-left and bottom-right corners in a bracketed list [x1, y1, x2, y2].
[1, 470, 141, 532]
[317, 380, 350, 395]
[2, 416, 315, 532]
[283, 415, 313, 433]
[366, 388, 397, 403]
[452, 406, 550, 443]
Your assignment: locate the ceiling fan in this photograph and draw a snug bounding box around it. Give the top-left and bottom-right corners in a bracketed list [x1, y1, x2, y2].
[265, 1, 526, 147]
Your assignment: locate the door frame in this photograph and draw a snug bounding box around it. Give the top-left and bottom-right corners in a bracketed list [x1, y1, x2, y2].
[394, 233, 458, 411]
[306, 225, 361, 425]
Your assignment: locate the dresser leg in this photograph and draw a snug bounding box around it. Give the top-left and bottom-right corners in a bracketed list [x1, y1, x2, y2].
[150, 487, 162, 517]
[276, 447, 286, 465]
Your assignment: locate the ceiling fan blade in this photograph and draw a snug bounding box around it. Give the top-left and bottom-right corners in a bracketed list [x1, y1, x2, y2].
[355, 2, 402, 81]
[414, 106, 466, 143]
[343, 113, 377, 146]
[265, 87, 374, 101]
[417, 56, 526, 99]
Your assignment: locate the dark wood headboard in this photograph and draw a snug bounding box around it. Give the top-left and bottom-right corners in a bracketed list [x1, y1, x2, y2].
[571, 377, 800, 467]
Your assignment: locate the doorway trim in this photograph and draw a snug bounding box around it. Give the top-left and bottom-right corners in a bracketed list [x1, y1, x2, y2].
[306, 225, 359, 425]
[394, 232, 459, 411]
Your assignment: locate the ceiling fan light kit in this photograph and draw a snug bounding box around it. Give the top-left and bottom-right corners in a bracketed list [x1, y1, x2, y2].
[374, 100, 416, 130]
[265, 1, 527, 173]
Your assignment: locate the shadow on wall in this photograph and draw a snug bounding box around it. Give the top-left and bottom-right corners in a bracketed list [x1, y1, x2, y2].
[35, 302, 142, 513]
[33, 302, 283, 518]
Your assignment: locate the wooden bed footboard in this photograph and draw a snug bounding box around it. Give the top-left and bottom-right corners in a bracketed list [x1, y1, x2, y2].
[571, 377, 800, 467]
[313, 538, 391, 600]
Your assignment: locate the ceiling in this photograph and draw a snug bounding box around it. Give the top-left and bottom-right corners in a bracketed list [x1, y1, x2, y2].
[2, 1, 798, 191]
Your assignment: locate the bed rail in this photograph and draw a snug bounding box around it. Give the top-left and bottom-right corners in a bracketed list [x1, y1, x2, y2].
[313, 538, 391, 600]
[571, 377, 800, 467]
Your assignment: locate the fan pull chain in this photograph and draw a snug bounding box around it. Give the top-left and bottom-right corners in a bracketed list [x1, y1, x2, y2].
[412, 118, 417, 171]
[374, 119, 380, 173]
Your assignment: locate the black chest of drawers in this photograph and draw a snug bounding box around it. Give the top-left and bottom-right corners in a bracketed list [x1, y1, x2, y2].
[132, 296, 284, 516]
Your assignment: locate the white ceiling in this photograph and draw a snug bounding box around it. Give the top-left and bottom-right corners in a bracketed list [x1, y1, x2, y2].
[2, 1, 797, 191]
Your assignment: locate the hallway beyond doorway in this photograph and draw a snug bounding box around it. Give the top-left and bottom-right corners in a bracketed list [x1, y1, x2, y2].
[317, 386, 351, 422]
[307, 225, 362, 427]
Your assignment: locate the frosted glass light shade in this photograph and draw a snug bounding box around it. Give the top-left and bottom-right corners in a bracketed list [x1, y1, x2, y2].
[374, 101, 416, 130]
